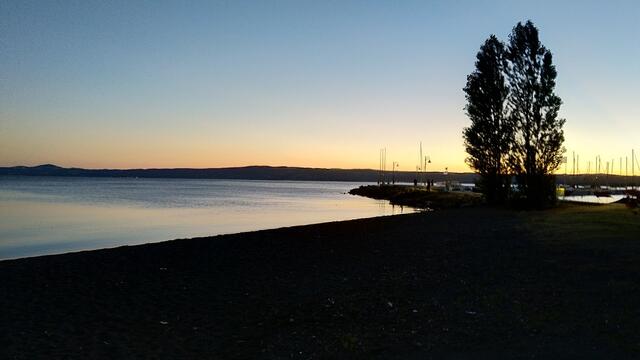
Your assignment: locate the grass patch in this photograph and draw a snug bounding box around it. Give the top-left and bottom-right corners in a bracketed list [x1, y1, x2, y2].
[520, 203, 640, 352]
[525, 203, 640, 250]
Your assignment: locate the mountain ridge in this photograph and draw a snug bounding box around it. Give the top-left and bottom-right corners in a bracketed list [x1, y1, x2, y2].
[0, 164, 478, 183]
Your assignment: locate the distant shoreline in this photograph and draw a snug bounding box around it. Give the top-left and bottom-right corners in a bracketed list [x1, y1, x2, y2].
[0, 164, 478, 183]
[3, 164, 637, 185]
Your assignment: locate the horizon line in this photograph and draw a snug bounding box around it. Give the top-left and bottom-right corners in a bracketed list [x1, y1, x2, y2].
[1, 163, 479, 174]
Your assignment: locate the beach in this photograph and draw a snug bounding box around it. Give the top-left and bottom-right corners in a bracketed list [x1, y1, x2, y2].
[2, 204, 639, 358]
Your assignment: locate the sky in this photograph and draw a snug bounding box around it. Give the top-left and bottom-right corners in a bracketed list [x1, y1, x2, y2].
[1, 0, 639, 172]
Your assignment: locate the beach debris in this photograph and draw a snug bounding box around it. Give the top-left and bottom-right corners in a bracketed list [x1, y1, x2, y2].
[412, 309, 418, 313]
[160, 321, 169, 325]
[387, 301, 394, 308]
[289, 318, 295, 323]
[465, 310, 477, 315]
[159, 267, 167, 271]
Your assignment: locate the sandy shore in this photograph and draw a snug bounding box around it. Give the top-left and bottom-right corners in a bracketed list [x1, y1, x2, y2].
[2, 206, 639, 358]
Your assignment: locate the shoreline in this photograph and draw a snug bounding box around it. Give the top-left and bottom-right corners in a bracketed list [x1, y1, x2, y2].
[2, 204, 640, 358]
[0, 211, 417, 263]
[0, 165, 478, 183]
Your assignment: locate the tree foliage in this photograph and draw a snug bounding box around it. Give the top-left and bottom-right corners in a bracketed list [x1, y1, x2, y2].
[505, 21, 565, 207]
[463, 35, 511, 204]
[463, 21, 565, 208]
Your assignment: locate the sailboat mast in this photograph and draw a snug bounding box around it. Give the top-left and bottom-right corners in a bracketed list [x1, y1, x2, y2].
[419, 142, 423, 185]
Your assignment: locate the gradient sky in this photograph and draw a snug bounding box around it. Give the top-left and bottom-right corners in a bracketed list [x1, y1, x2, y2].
[1, 0, 639, 172]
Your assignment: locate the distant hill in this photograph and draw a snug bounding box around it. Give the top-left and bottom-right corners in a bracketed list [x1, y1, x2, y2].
[0, 164, 479, 183]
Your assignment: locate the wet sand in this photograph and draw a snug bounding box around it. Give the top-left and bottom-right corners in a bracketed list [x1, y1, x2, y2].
[1, 206, 639, 359]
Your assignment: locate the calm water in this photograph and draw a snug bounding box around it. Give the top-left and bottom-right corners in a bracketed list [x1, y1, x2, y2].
[561, 194, 625, 204]
[0, 177, 411, 260]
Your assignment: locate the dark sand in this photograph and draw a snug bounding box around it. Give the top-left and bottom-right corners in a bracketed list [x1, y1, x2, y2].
[1, 207, 639, 359]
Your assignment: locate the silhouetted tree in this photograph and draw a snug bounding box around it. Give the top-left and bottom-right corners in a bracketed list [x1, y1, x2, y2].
[463, 35, 512, 204]
[505, 21, 565, 208]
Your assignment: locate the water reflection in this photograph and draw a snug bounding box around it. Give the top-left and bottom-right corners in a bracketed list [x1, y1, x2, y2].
[561, 195, 625, 204]
[0, 177, 416, 260]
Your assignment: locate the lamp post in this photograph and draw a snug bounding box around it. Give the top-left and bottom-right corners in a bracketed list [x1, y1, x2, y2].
[424, 156, 431, 186]
[444, 167, 449, 192]
[392, 162, 399, 184]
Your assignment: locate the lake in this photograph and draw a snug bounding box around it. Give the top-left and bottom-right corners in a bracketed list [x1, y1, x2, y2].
[561, 195, 626, 204]
[0, 177, 411, 260]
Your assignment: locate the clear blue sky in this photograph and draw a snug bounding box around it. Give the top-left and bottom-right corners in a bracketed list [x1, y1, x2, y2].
[1, 0, 638, 172]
